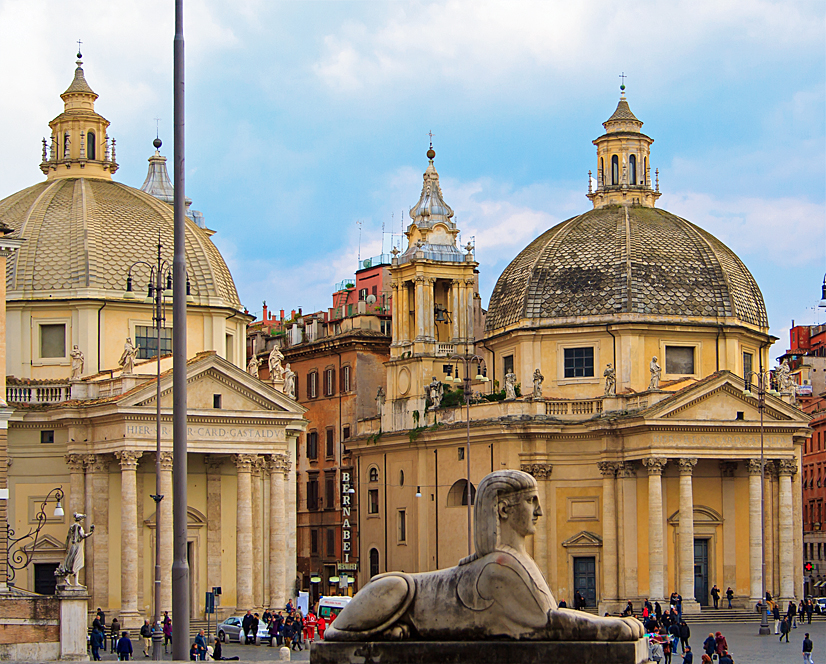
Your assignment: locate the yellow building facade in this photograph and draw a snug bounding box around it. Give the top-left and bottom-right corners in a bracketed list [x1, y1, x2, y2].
[1, 56, 306, 625]
[353, 93, 811, 613]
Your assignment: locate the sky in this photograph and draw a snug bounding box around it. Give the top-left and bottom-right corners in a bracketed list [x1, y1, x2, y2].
[0, 0, 824, 362]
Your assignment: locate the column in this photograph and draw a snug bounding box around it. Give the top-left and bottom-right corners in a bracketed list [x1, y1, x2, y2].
[390, 281, 399, 344]
[425, 277, 436, 341]
[204, 456, 223, 602]
[521, 463, 552, 578]
[792, 452, 803, 600]
[747, 459, 763, 602]
[285, 453, 297, 603]
[598, 462, 618, 606]
[777, 459, 796, 600]
[159, 452, 174, 614]
[617, 462, 638, 599]
[116, 450, 142, 624]
[414, 276, 425, 340]
[720, 462, 738, 593]
[763, 462, 775, 595]
[465, 279, 475, 341]
[643, 457, 667, 600]
[268, 455, 286, 607]
[450, 280, 460, 342]
[678, 458, 698, 610]
[65, 455, 85, 586]
[252, 458, 264, 609]
[400, 281, 410, 342]
[232, 454, 255, 610]
[770, 462, 780, 597]
[84, 454, 109, 613]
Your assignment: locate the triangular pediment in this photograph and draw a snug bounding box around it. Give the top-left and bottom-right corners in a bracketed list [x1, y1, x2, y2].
[561, 530, 602, 548]
[22, 534, 65, 553]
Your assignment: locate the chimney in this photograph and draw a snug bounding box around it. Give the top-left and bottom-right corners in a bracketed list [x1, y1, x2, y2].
[291, 310, 296, 319]
[262, 301, 268, 321]
[280, 309, 285, 321]
[298, 308, 303, 317]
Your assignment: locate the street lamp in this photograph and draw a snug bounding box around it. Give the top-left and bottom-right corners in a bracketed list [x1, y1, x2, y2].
[742, 368, 780, 636]
[449, 353, 489, 556]
[6, 487, 65, 586]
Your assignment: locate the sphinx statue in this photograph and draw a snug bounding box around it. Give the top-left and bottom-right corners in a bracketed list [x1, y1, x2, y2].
[325, 469, 643, 642]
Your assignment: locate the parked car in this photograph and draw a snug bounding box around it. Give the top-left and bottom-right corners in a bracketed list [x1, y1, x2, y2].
[815, 598, 826, 614]
[216, 616, 271, 645]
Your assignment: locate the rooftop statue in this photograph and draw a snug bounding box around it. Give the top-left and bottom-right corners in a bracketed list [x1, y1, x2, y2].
[325, 470, 642, 642]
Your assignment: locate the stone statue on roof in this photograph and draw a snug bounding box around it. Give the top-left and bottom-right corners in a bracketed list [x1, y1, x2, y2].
[426, 377, 443, 410]
[283, 364, 296, 399]
[532, 369, 544, 400]
[119, 338, 139, 374]
[268, 345, 284, 381]
[604, 363, 616, 396]
[70, 345, 84, 381]
[247, 354, 262, 377]
[648, 356, 661, 391]
[504, 371, 518, 401]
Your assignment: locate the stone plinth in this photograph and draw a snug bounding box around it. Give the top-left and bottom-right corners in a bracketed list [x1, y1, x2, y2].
[56, 583, 91, 661]
[311, 639, 650, 664]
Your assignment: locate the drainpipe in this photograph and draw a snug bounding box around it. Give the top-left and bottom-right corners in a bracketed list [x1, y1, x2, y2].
[606, 324, 617, 387]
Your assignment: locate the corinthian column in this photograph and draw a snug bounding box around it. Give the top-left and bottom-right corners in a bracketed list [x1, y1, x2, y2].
[777, 459, 796, 600]
[284, 454, 296, 602]
[252, 458, 264, 609]
[390, 281, 399, 344]
[521, 463, 552, 577]
[598, 462, 618, 606]
[204, 456, 223, 601]
[643, 457, 667, 600]
[414, 276, 425, 341]
[451, 280, 460, 342]
[116, 450, 142, 626]
[747, 458, 764, 603]
[158, 452, 174, 614]
[268, 455, 287, 607]
[232, 454, 256, 610]
[84, 454, 110, 613]
[678, 458, 698, 611]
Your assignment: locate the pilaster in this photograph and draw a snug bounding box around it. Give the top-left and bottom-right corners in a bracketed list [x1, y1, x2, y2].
[204, 456, 223, 603]
[597, 462, 618, 609]
[252, 457, 264, 609]
[520, 463, 552, 579]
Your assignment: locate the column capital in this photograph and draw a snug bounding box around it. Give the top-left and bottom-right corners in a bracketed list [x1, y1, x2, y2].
[767, 460, 780, 480]
[598, 461, 618, 478]
[231, 453, 257, 473]
[719, 461, 738, 477]
[204, 455, 224, 473]
[616, 461, 636, 478]
[267, 453, 290, 474]
[643, 457, 667, 475]
[677, 458, 698, 475]
[83, 453, 110, 473]
[746, 458, 764, 475]
[65, 453, 86, 473]
[413, 275, 425, 284]
[464, 278, 475, 286]
[158, 451, 174, 472]
[777, 458, 798, 476]
[521, 463, 553, 480]
[115, 450, 142, 470]
[426, 276, 436, 285]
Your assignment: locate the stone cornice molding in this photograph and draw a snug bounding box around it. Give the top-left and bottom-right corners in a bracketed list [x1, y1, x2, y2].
[83, 453, 109, 473]
[719, 461, 738, 478]
[65, 453, 86, 473]
[204, 455, 224, 473]
[521, 463, 553, 480]
[677, 457, 698, 475]
[158, 451, 174, 472]
[777, 458, 797, 476]
[231, 453, 257, 472]
[597, 461, 618, 478]
[115, 450, 142, 470]
[643, 457, 667, 475]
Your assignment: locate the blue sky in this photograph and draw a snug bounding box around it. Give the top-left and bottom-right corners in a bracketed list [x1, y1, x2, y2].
[1, 0, 824, 362]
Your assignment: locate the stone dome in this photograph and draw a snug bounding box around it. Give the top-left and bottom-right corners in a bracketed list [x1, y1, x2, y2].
[1, 177, 241, 308]
[485, 205, 768, 333]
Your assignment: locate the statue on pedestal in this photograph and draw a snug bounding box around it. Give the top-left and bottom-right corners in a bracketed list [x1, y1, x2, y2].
[283, 364, 296, 399]
[268, 345, 285, 382]
[648, 356, 661, 391]
[777, 359, 793, 392]
[532, 369, 544, 400]
[70, 345, 84, 380]
[119, 338, 139, 374]
[325, 469, 642, 642]
[247, 354, 262, 377]
[376, 386, 386, 418]
[504, 371, 517, 401]
[604, 363, 616, 396]
[56, 513, 94, 587]
[426, 377, 443, 410]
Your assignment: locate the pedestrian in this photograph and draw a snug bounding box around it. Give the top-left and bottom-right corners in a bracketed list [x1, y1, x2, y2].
[140, 619, 152, 657]
[725, 587, 734, 609]
[163, 612, 172, 654]
[622, 600, 633, 617]
[788, 600, 798, 628]
[194, 629, 207, 661]
[679, 620, 690, 653]
[111, 618, 121, 653]
[668, 622, 680, 656]
[241, 610, 254, 644]
[773, 603, 782, 634]
[700, 656, 711, 664]
[714, 631, 727, 655]
[719, 651, 733, 664]
[116, 631, 134, 661]
[558, 598, 567, 608]
[655, 601, 663, 623]
[803, 631, 814, 664]
[780, 617, 791, 643]
[305, 610, 317, 641]
[96, 607, 106, 627]
[680, 645, 693, 663]
[317, 614, 327, 640]
[189, 643, 199, 661]
[90, 626, 104, 661]
[710, 585, 720, 609]
[286, 599, 294, 613]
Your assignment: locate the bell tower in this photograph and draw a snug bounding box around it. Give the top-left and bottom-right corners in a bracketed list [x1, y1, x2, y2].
[40, 51, 118, 181]
[587, 83, 660, 209]
[384, 145, 479, 431]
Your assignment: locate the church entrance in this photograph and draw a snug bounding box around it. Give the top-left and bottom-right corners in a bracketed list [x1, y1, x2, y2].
[694, 539, 709, 606]
[573, 556, 597, 608]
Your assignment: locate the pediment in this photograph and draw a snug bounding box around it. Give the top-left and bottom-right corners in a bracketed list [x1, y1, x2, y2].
[561, 530, 602, 548]
[23, 534, 65, 553]
[667, 505, 723, 526]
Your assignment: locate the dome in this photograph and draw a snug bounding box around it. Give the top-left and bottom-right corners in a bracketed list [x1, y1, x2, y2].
[0, 177, 241, 308]
[485, 205, 768, 333]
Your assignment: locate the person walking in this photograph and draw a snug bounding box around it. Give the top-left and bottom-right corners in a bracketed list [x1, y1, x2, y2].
[317, 614, 327, 640]
[788, 600, 798, 629]
[780, 617, 791, 643]
[241, 610, 254, 644]
[803, 632, 814, 664]
[725, 587, 734, 609]
[90, 626, 104, 661]
[139, 619, 152, 657]
[680, 645, 693, 663]
[110, 618, 121, 653]
[702, 633, 715, 659]
[678, 620, 690, 653]
[116, 631, 134, 661]
[710, 585, 720, 609]
[162, 612, 172, 654]
[714, 631, 727, 655]
[773, 603, 782, 634]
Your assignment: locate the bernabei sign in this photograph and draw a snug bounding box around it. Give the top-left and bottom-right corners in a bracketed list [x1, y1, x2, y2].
[341, 469, 356, 566]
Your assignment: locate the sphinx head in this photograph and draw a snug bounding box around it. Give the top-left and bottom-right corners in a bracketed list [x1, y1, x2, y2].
[473, 470, 540, 557]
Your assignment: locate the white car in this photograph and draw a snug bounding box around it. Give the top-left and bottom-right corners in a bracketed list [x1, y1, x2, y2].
[216, 616, 270, 645]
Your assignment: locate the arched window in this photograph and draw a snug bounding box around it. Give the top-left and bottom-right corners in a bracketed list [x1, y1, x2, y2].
[87, 131, 96, 160]
[368, 467, 379, 483]
[369, 548, 380, 578]
[447, 479, 476, 507]
[611, 155, 619, 185]
[599, 158, 604, 185]
[399, 470, 405, 487]
[629, 154, 636, 185]
[644, 157, 648, 184]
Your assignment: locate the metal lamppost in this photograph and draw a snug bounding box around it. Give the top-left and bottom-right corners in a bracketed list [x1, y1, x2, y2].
[6, 487, 64, 586]
[743, 368, 780, 636]
[448, 353, 489, 556]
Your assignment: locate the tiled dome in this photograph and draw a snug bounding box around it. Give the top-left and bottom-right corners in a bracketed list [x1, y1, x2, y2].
[485, 205, 767, 332]
[0, 177, 241, 308]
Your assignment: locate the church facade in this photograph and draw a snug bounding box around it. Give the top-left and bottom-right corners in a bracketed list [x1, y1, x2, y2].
[352, 93, 811, 613]
[0, 56, 306, 624]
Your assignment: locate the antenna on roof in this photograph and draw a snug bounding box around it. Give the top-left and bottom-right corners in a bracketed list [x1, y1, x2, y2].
[357, 219, 363, 262]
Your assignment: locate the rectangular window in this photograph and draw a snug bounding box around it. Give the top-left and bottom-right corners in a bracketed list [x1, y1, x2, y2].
[307, 432, 318, 460]
[40, 430, 55, 444]
[665, 346, 695, 375]
[368, 489, 379, 514]
[40, 324, 66, 359]
[225, 334, 234, 364]
[308, 371, 318, 399]
[34, 563, 59, 595]
[213, 394, 222, 409]
[458, 447, 465, 460]
[343, 425, 351, 441]
[326, 475, 335, 510]
[743, 351, 753, 383]
[326, 429, 334, 457]
[397, 509, 407, 543]
[327, 528, 335, 557]
[563, 347, 594, 378]
[306, 478, 319, 511]
[310, 529, 318, 554]
[324, 368, 335, 397]
[380, 319, 391, 335]
[503, 354, 514, 377]
[341, 365, 351, 392]
[135, 325, 172, 360]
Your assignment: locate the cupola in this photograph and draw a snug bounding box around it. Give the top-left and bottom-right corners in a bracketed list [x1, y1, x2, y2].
[40, 52, 118, 180]
[586, 84, 660, 209]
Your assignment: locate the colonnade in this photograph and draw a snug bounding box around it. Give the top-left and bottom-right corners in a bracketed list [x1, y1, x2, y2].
[390, 277, 475, 346]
